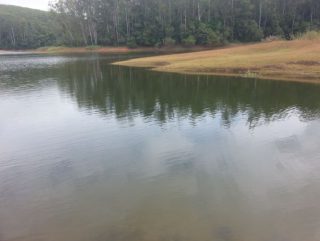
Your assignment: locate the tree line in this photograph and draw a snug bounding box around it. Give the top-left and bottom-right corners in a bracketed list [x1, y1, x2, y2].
[0, 0, 319, 49]
[51, 0, 320, 47]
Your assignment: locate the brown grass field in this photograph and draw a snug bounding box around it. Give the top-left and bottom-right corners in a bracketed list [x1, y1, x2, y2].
[113, 39, 320, 83]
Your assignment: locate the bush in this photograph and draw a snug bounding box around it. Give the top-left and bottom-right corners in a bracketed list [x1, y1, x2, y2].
[182, 35, 196, 46]
[164, 37, 176, 46]
[194, 23, 222, 46]
[207, 30, 222, 46]
[127, 37, 138, 48]
[235, 20, 263, 42]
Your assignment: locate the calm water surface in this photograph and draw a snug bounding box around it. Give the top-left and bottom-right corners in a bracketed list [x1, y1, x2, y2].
[1, 54, 320, 241]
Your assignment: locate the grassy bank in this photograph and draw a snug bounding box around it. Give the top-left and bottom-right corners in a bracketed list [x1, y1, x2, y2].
[36, 46, 147, 54]
[113, 39, 320, 83]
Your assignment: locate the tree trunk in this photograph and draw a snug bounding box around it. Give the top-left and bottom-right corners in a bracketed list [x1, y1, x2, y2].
[11, 26, 16, 47]
[291, 10, 296, 36]
[231, 0, 234, 40]
[80, 22, 88, 45]
[197, 1, 201, 21]
[208, 0, 211, 22]
[259, 0, 262, 29]
[184, 3, 187, 32]
[310, 6, 313, 29]
[125, 4, 130, 39]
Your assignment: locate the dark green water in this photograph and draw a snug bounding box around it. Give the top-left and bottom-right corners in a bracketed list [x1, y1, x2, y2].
[1, 54, 320, 241]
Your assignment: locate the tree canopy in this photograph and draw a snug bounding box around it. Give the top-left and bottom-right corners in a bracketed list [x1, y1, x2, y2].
[0, 0, 319, 49]
[0, 5, 58, 49]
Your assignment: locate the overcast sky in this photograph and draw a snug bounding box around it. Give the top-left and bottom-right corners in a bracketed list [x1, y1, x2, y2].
[0, 0, 50, 11]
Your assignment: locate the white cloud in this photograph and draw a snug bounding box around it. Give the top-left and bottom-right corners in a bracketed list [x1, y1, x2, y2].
[0, 0, 49, 11]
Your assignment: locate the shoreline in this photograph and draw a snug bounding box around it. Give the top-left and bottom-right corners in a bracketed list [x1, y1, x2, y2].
[113, 40, 320, 84]
[0, 46, 213, 55]
[2, 41, 320, 84]
[0, 46, 215, 57]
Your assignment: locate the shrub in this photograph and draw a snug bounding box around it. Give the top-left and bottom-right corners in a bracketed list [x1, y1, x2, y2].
[127, 37, 138, 48]
[182, 35, 196, 46]
[235, 20, 263, 42]
[207, 30, 222, 46]
[194, 22, 222, 46]
[164, 37, 176, 46]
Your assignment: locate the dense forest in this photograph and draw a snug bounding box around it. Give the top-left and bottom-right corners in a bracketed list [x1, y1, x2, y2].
[0, 5, 57, 49]
[0, 0, 320, 49]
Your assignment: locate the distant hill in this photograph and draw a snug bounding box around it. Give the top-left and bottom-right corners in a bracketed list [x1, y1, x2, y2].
[0, 5, 57, 49]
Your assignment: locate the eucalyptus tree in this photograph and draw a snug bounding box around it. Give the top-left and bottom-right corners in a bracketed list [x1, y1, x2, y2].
[48, 0, 320, 46]
[0, 0, 319, 49]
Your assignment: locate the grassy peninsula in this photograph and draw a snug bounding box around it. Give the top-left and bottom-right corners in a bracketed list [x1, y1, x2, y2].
[114, 38, 320, 83]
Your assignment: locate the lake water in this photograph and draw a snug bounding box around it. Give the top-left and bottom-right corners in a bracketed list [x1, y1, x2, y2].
[1, 54, 320, 241]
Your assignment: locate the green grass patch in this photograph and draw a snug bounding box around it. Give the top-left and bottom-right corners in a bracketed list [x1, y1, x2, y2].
[37, 46, 66, 52]
[242, 70, 259, 78]
[85, 45, 101, 50]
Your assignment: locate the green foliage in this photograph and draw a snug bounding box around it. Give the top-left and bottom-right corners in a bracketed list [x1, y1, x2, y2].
[194, 23, 222, 45]
[37, 46, 65, 52]
[1, 0, 320, 49]
[232, 0, 264, 42]
[263, 15, 284, 37]
[0, 5, 57, 49]
[127, 37, 138, 48]
[207, 31, 222, 46]
[235, 20, 264, 42]
[182, 35, 196, 46]
[242, 70, 259, 78]
[164, 37, 176, 46]
[85, 45, 101, 50]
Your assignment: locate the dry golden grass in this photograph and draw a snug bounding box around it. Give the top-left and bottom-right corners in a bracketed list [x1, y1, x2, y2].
[114, 39, 320, 83]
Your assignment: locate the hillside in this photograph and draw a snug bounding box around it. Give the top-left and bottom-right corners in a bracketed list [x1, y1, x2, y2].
[114, 39, 320, 83]
[0, 5, 56, 49]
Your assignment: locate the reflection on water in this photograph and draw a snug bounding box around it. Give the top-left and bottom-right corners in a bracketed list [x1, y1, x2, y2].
[0, 55, 320, 241]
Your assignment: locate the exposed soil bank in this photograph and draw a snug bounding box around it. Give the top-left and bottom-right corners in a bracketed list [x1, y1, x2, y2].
[113, 40, 320, 84]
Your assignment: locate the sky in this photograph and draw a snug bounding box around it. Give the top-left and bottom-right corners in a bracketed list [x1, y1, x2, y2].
[0, 0, 50, 11]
